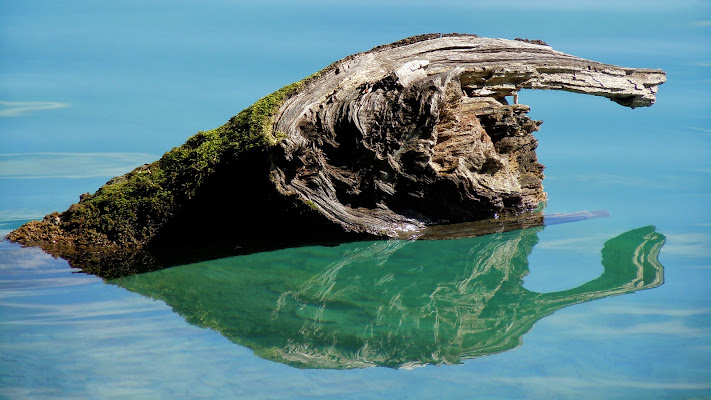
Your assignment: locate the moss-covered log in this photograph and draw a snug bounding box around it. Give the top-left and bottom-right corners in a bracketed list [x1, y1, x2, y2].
[6, 34, 665, 277]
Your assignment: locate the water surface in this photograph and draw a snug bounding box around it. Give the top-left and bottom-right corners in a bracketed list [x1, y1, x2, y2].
[111, 226, 665, 369]
[1, 1, 710, 399]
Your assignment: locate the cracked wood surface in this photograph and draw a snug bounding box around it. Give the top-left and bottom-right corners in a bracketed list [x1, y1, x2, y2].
[269, 34, 665, 238]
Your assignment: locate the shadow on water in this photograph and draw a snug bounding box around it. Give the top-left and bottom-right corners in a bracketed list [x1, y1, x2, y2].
[111, 225, 665, 369]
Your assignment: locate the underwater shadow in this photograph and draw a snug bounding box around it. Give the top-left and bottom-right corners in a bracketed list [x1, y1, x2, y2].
[111, 225, 665, 369]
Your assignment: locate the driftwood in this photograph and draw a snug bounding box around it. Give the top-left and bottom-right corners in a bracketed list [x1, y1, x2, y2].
[270, 33, 665, 237]
[7, 34, 666, 277]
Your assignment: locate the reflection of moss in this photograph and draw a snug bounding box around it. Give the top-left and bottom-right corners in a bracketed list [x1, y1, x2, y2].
[56, 75, 319, 246]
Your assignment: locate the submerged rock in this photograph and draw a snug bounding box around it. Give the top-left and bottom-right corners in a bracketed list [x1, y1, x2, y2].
[6, 34, 666, 276]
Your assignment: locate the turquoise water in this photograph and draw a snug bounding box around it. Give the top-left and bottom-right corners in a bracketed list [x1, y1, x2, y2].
[110, 226, 665, 370]
[1, 1, 710, 399]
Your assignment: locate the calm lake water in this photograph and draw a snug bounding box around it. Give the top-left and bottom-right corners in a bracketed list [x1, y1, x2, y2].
[1, 1, 710, 399]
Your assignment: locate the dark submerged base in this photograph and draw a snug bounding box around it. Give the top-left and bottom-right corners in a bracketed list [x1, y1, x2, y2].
[6, 207, 611, 279]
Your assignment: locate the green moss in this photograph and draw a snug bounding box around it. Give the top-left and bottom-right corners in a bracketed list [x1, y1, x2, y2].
[305, 199, 318, 211]
[61, 163, 174, 244]
[60, 74, 319, 246]
[223, 79, 306, 149]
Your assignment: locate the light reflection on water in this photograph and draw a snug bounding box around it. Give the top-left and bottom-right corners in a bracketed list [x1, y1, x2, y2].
[2, 222, 711, 399]
[111, 226, 664, 369]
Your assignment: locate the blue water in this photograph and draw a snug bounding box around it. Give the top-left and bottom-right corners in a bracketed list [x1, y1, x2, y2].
[1, 1, 710, 399]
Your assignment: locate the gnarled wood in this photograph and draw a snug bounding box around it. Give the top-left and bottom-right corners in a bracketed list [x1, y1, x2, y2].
[269, 34, 665, 237]
[7, 34, 666, 276]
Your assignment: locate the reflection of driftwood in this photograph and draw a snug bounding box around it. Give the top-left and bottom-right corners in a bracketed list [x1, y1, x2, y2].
[8, 35, 665, 277]
[113, 226, 665, 369]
